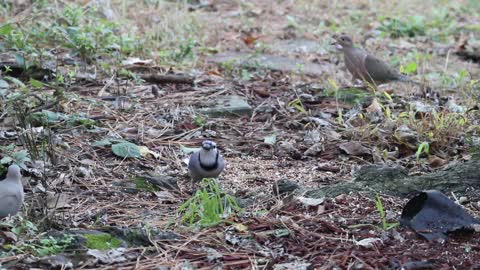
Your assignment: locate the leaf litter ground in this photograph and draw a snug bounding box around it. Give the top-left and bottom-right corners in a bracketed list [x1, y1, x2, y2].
[1, 0, 480, 269]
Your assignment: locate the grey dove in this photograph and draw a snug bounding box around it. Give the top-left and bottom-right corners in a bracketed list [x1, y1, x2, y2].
[334, 34, 413, 85]
[0, 164, 24, 218]
[188, 140, 225, 189]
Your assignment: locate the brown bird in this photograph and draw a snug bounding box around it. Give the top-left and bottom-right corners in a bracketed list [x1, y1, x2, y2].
[334, 34, 413, 85]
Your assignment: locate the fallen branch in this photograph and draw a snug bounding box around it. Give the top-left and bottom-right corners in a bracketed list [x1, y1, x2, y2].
[140, 74, 195, 85]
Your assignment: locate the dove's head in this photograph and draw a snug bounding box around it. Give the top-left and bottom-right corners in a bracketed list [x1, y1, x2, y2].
[334, 34, 354, 49]
[201, 140, 217, 151]
[7, 164, 21, 179]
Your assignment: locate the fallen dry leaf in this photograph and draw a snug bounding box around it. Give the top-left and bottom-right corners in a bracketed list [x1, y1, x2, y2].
[338, 141, 371, 156]
[366, 98, 382, 113]
[428, 155, 448, 168]
[241, 35, 263, 46]
[253, 87, 270, 97]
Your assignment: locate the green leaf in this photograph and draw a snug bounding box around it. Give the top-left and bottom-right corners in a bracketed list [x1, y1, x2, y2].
[92, 138, 129, 147]
[241, 69, 251, 81]
[401, 62, 417, 74]
[41, 110, 64, 121]
[92, 139, 113, 147]
[0, 144, 15, 151]
[66, 116, 95, 128]
[112, 142, 141, 158]
[0, 23, 13, 35]
[11, 150, 29, 160]
[29, 110, 66, 125]
[0, 157, 13, 164]
[416, 141, 430, 161]
[11, 150, 30, 161]
[29, 78, 44, 88]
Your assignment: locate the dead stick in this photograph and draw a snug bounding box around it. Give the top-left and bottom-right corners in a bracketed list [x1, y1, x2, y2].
[141, 74, 195, 85]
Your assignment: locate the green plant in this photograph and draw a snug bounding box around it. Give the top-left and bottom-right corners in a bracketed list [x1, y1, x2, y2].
[35, 235, 75, 256]
[378, 15, 426, 38]
[0, 144, 31, 170]
[374, 194, 399, 231]
[194, 115, 207, 127]
[172, 39, 197, 61]
[177, 178, 242, 227]
[396, 109, 467, 156]
[220, 59, 237, 76]
[12, 234, 75, 257]
[288, 98, 307, 114]
[400, 62, 417, 75]
[241, 69, 252, 81]
[0, 216, 38, 237]
[416, 141, 430, 161]
[0, 2, 144, 70]
[348, 194, 399, 231]
[3, 87, 72, 163]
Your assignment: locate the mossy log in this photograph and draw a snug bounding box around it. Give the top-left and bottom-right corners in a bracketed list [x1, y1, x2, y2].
[306, 159, 480, 198]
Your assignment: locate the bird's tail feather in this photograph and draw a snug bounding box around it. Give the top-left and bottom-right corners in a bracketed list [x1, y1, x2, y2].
[397, 74, 412, 82]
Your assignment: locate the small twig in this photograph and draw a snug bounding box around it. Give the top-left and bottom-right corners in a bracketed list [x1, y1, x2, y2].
[98, 74, 116, 96]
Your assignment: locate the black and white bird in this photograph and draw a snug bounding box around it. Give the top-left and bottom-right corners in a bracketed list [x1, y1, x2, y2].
[0, 164, 24, 218]
[188, 140, 225, 190]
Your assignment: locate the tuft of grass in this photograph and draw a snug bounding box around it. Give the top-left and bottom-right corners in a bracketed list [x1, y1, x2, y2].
[177, 178, 242, 227]
[374, 194, 399, 231]
[349, 194, 399, 231]
[133, 1, 207, 66]
[287, 98, 307, 114]
[378, 15, 426, 38]
[0, 2, 146, 75]
[1, 1, 208, 71]
[396, 110, 467, 156]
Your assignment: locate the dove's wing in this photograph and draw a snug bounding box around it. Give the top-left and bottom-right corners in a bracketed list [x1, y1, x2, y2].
[364, 54, 401, 83]
[0, 191, 22, 217]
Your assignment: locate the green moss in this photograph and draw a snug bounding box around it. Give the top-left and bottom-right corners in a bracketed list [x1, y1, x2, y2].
[132, 177, 158, 192]
[84, 233, 122, 250]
